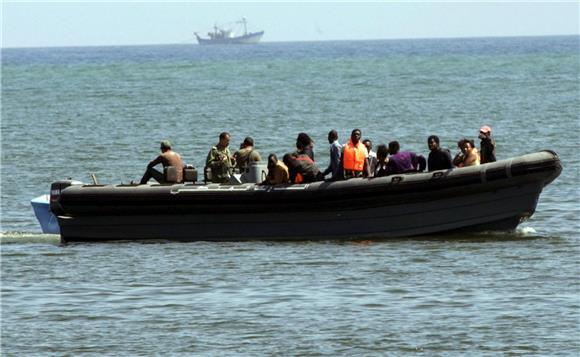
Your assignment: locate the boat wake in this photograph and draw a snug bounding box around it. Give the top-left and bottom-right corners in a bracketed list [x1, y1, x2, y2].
[515, 226, 538, 236]
[0, 232, 61, 245]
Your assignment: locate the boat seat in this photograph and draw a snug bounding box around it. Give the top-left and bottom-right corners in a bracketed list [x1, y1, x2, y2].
[183, 166, 198, 183]
[164, 166, 179, 183]
[163, 166, 198, 183]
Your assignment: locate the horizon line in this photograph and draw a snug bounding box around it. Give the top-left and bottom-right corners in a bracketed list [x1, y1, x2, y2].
[2, 33, 578, 50]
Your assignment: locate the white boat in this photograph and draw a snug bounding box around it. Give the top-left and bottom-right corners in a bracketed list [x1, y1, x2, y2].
[195, 18, 264, 45]
[30, 194, 60, 234]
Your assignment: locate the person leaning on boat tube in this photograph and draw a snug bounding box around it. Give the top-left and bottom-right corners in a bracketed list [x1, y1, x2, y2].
[375, 141, 426, 176]
[283, 153, 323, 184]
[263, 153, 290, 185]
[205, 132, 235, 183]
[139, 140, 184, 184]
[341, 129, 371, 179]
[453, 139, 480, 167]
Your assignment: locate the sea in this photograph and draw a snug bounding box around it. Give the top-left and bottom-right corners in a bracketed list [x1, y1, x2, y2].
[1, 36, 579, 355]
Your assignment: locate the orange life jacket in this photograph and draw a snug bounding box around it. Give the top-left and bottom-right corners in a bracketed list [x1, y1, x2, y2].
[295, 173, 304, 184]
[343, 140, 367, 172]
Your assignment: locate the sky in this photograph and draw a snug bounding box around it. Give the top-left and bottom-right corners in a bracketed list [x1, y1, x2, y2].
[1, 1, 579, 48]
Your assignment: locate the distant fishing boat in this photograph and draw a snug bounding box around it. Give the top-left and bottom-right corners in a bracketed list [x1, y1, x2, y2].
[195, 18, 264, 45]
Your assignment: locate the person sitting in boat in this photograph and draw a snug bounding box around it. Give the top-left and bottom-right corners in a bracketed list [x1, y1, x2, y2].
[374, 144, 389, 177]
[233, 136, 261, 173]
[263, 153, 290, 185]
[363, 138, 378, 177]
[205, 132, 235, 183]
[295, 132, 315, 161]
[283, 153, 323, 184]
[478, 125, 497, 164]
[427, 135, 453, 171]
[341, 129, 371, 179]
[453, 138, 480, 167]
[379, 141, 426, 175]
[322, 129, 342, 181]
[139, 140, 184, 184]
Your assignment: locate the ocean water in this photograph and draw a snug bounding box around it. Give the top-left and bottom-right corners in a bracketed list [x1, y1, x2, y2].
[1, 36, 579, 355]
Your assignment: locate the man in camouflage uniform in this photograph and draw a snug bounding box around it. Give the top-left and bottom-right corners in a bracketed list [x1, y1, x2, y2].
[205, 132, 235, 183]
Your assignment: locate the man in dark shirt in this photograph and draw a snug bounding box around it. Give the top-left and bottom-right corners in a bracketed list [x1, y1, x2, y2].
[427, 135, 453, 171]
[322, 129, 342, 180]
[479, 125, 497, 164]
[139, 140, 184, 184]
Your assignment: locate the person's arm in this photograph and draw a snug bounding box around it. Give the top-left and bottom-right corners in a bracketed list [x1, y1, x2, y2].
[463, 151, 478, 166]
[330, 145, 342, 178]
[453, 152, 465, 167]
[205, 149, 215, 167]
[323, 145, 339, 176]
[363, 158, 371, 177]
[443, 150, 453, 169]
[147, 155, 162, 169]
[416, 154, 427, 172]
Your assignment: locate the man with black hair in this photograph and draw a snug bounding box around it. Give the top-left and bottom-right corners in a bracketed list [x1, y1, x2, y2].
[427, 135, 453, 171]
[322, 129, 342, 180]
[206, 132, 235, 183]
[341, 129, 370, 179]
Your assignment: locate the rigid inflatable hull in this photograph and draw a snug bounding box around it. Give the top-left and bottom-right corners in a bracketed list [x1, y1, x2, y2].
[53, 151, 561, 242]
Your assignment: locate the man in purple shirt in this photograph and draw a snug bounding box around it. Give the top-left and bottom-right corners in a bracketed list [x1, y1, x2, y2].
[378, 141, 426, 176]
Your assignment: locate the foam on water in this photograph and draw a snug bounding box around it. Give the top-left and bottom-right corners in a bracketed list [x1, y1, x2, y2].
[516, 226, 538, 236]
[0, 232, 61, 245]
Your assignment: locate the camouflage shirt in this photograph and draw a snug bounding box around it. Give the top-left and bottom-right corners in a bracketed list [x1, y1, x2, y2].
[206, 145, 233, 183]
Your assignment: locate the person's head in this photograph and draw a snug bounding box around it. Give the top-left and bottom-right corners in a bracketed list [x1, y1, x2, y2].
[351, 129, 362, 144]
[218, 132, 230, 147]
[427, 135, 440, 151]
[376, 144, 388, 162]
[160, 140, 172, 152]
[267, 153, 278, 167]
[479, 125, 492, 140]
[362, 138, 372, 152]
[461, 139, 475, 153]
[296, 133, 313, 150]
[328, 129, 338, 144]
[388, 141, 400, 155]
[242, 136, 254, 148]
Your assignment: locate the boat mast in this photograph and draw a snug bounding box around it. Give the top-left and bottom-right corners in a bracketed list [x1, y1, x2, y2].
[241, 17, 247, 35]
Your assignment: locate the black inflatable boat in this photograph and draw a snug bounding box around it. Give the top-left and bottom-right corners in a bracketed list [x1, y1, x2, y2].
[49, 151, 562, 243]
